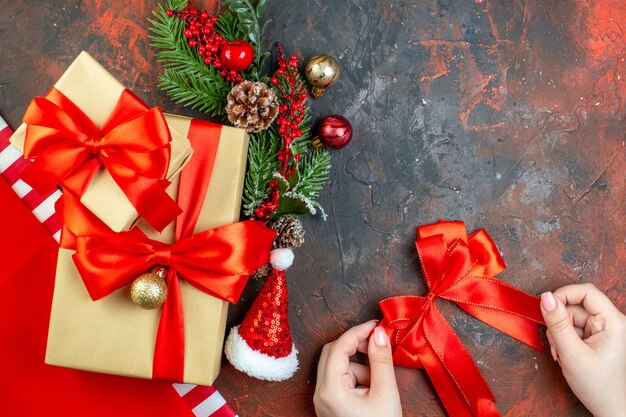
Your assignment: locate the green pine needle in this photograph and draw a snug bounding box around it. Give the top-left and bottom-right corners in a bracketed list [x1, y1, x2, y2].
[243, 128, 282, 216]
[291, 111, 313, 155]
[165, 0, 187, 11]
[158, 69, 231, 116]
[293, 149, 332, 201]
[149, 2, 232, 118]
[216, 11, 246, 41]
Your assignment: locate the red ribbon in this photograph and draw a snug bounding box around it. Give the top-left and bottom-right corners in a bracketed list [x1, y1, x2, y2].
[379, 220, 545, 417]
[21, 87, 181, 232]
[58, 119, 276, 381]
[71, 220, 274, 305]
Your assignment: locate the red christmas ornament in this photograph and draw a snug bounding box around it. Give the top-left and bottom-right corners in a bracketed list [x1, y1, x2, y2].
[220, 40, 255, 72]
[312, 114, 353, 149]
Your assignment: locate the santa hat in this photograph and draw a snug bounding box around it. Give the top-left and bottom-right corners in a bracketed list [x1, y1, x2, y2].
[224, 248, 299, 381]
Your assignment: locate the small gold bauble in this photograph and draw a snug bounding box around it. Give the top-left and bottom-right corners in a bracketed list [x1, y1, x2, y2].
[305, 54, 340, 98]
[130, 267, 168, 310]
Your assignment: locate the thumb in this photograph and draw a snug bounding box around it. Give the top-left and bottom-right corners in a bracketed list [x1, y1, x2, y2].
[540, 292, 587, 360]
[368, 327, 399, 397]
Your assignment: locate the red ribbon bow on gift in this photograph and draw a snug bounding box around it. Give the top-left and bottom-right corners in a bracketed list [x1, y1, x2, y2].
[379, 220, 545, 417]
[21, 87, 181, 231]
[58, 119, 276, 381]
[72, 220, 274, 305]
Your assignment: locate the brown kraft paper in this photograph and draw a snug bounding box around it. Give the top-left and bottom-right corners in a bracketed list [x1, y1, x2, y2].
[45, 116, 249, 385]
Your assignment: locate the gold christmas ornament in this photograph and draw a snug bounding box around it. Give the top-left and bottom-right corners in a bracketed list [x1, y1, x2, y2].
[305, 54, 340, 98]
[130, 266, 168, 310]
[225, 80, 279, 132]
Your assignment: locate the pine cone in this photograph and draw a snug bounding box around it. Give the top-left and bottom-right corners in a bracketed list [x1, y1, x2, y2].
[253, 216, 304, 280]
[252, 263, 272, 280]
[225, 81, 279, 133]
[270, 216, 305, 249]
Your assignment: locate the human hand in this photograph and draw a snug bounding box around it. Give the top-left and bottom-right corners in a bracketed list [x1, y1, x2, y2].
[313, 320, 402, 417]
[540, 284, 626, 417]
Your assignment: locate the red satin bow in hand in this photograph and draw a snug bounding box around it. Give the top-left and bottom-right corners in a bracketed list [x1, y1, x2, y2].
[379, 220, 545, 417]
[72, 220, 275, 304]
[21, 87, 181, 231]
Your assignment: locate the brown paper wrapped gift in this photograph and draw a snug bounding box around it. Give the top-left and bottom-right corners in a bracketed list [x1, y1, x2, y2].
[10, 51, 192, 232]
[45, 116, 254, 385]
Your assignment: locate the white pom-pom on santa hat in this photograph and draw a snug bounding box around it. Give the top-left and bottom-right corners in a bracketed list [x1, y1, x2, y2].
[269, 248, 294, 271]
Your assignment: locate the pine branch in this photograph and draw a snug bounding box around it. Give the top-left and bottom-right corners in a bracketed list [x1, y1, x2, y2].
[149, 2, 232, 117]
[294, 149, 331, 200]
[150, 4, 219, 79]
[242, 128, 282, 215]
[215, 11, 246, 41]
[165, 0, 187, 11]
[149, 2, 333, 221]
[158, 69, 231, 116]
[291, 111, 312, 155]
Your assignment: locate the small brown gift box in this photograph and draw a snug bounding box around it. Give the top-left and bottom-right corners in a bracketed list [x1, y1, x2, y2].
[45, 115, 250, 385]
[10, 51, 192, 233]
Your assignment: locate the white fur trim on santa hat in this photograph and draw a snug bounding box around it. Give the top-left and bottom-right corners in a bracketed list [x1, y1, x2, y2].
[269, 248, 294, 271]
[224, 325, 299, 381]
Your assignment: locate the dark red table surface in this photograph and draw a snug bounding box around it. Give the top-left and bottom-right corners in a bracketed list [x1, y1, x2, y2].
[1, 1, 624, 416]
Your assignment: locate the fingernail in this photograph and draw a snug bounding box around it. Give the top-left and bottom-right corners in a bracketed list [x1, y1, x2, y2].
[541, 292, 557, 312]
[550, 345, 558, 362]
[374, 327, 388, 347]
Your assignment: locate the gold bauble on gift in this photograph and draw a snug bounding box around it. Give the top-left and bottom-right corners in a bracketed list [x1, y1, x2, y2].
[130, 266, 168, 310]
[305, 54, 340, 98]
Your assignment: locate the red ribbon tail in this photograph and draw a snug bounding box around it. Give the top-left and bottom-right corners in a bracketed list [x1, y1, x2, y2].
[419, 345, 474, 417]
[423, 305, 499, 417]
[176, 119, 222, 237]
[123, 175, 182, 232]
[445, 276, 545, 351]
[420, 345, 501, 417]
[153, 271, 185, 381]
[458, 303, 544, 352]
